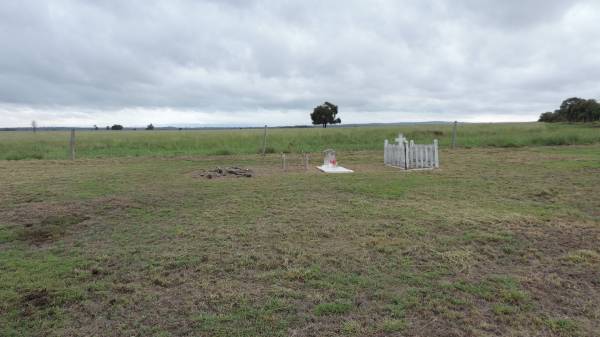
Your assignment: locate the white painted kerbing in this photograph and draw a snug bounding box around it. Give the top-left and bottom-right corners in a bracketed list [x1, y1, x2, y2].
[316, 165, 354, 173]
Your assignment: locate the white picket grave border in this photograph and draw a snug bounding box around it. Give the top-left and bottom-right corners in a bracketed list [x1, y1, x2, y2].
[384, 134, 439, 170]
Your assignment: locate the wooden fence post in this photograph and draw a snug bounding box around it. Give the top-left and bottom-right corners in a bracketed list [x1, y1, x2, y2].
[303, 153, 309, 170]
[69, 129, 76, 160]
[451, 121, 457, 149]
[281, 153, 287, 171]
[261, 125, 267, 156]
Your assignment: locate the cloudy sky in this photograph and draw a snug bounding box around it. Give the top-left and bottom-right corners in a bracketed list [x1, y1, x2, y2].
[1, 0, 600, 127]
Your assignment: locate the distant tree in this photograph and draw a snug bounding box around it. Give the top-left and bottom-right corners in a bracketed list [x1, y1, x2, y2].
[111, 124, 124, 130]
[93, 125, 99, 130]
[106, 126, 110, 130]
[540, 97, 600, 123]
[146, 123, 155, 130]
[31, 120, 37, 133]
[310, 102, 341, 128]
[538, 112, 558, 122]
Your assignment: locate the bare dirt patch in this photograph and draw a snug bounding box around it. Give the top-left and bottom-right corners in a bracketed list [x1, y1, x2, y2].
[19, 289, 53, 317]
[1, 197, 139, 245]
[20, 289, 51, 308]
[19, 214, 90, 244]
[2, 202, 90, 245]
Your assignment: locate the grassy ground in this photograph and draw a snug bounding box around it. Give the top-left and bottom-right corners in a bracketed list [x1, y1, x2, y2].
[1, 122, 599, 160]
[1, 143, 599, 336]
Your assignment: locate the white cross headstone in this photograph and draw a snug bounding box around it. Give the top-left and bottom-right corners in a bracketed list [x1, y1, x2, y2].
[395, 134, 407, 144]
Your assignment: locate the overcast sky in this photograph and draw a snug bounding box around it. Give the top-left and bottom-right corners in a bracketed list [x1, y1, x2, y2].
[1, 0, 600, 127]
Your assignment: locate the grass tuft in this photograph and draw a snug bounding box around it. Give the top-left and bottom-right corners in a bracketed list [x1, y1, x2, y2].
[563, 250, 600, 264]
[545, 318, 581, 336]
[381, 319, 407, 332]
[314, 302, 352, 316]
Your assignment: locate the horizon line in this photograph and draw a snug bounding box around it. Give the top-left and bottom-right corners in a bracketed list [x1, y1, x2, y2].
[0, 120, 539, 130]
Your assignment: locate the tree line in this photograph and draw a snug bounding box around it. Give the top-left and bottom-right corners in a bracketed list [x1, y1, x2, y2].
[539, 97, 600, 123]
[91, 124, 155, 130]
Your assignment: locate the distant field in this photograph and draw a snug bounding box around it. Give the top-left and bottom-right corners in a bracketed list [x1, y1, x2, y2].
[0, 122, 599, 160]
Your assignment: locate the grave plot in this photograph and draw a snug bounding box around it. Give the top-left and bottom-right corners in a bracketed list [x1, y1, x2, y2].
[384, 134, 439, 170]
[279, 152, 311, 172]
[317, 149, 353, 173]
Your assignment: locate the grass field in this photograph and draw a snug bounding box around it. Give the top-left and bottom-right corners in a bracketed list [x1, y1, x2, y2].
[1, 124, 599, 336]
[1, 122, 599, 160]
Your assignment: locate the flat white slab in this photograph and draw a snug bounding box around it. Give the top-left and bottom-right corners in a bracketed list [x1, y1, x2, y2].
[317, 165, 354, 173]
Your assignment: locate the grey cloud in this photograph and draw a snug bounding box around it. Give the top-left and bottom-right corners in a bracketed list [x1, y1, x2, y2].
[1, 0, 599, 126]
[453, 0, 579, 29]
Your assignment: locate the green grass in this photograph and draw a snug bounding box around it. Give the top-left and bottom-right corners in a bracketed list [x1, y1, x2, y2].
[0, 250, 89, 336]
[545, 318, 582, 337]
[380, 319, 407, 333]
[1, 134, 599, 335]
[314, 302, 352, 316]
[1, 122, 599, 160]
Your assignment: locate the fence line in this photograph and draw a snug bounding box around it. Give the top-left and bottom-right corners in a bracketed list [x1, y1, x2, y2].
[384, 134, 438, 169]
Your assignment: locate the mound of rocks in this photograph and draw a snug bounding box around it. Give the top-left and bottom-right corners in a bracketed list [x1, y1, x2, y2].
[193, 167, 253, 179]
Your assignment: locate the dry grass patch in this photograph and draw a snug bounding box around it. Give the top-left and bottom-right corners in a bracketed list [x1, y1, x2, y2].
[564, 250, 600, 264]
[1, 144, 600, 336]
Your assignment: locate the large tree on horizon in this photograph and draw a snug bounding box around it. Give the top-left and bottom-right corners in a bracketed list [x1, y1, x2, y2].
[539, 97, 600, 123]
[310, 102, 341, 128]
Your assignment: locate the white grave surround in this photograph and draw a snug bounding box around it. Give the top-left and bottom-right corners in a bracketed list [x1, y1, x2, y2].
[384, 134, 439, 170]
[317, 165, 354, 173]
[317, 149, 353, 173]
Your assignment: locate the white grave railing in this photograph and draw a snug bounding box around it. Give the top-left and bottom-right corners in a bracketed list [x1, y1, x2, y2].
[384, 134, 439, 169]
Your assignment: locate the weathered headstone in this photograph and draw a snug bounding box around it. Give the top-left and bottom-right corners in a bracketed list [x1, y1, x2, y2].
[323, 149, 337, 168]
[317, 149, 353, 173]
